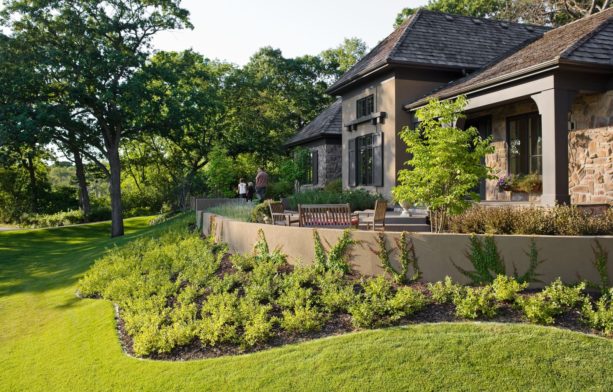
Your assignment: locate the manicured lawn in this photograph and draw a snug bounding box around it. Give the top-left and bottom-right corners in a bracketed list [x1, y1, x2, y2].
[1, 217, 612, 391]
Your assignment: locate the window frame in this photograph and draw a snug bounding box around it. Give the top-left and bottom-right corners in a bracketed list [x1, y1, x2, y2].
[356, 94, 375, 118]
[506, 112, 542, 176]
[355, 134, 374, 186]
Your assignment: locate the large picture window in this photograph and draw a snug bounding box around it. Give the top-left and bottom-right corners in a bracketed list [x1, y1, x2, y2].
[507, 113, 542, 175]
[356, 95, 374, 118]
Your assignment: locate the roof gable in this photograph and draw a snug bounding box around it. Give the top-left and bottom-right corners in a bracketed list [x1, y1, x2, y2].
[407, 8, 613, 108]
[327, 10, 549, 94]
[285, 99, 342, 147]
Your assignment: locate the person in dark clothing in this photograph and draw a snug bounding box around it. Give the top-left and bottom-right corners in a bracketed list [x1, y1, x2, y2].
[255, 167, 269, 200]
[246, 182, 255, 202]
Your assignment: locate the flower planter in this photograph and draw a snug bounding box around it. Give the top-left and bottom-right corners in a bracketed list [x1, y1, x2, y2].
[511, 191, 529, 202]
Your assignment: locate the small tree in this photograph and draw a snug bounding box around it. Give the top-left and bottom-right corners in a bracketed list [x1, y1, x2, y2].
[392, 96, 493, 232]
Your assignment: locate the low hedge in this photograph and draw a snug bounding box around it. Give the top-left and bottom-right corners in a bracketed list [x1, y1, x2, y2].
[448, 205, 613, 236]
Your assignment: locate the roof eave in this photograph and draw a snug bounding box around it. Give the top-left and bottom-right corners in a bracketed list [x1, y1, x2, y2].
[404, 59, 561, 111]
[284, 132, 342, 148]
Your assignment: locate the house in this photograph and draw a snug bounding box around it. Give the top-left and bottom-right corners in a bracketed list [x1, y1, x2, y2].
[285, 99, 342, 187]
[300, 8, 612, 206]
[406, 8, 613, 206]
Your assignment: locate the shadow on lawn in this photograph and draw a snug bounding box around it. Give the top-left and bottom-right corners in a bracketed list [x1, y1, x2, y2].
[0, 219, 155, 297]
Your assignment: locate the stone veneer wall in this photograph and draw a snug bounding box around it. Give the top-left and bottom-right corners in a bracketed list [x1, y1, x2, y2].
[301, 142, 342, 189]
[568, 92, 613, 204]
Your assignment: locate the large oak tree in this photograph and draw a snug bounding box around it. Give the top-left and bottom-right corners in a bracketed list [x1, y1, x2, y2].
[1, 0, 191, 237]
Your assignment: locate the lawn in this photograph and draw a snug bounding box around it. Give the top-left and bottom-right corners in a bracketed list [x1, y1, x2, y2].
[1, 217, 612, 391]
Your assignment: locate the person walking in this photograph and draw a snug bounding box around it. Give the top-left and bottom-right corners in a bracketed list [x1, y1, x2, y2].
[238, 178, 247, 200]
[246, 182, 255, 202]
[255, 167, 269, 201]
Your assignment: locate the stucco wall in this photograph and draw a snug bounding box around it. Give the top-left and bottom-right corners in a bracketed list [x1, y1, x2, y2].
[199, 212, 613, 289]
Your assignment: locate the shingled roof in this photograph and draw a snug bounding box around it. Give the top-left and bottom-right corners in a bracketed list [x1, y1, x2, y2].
[285, 99, 342, 147]
[327, 9, 549, 95]
[407, 8, 613, 109]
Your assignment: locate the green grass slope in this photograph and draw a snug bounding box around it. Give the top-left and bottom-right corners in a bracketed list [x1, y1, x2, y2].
[1, 216, 612, 392]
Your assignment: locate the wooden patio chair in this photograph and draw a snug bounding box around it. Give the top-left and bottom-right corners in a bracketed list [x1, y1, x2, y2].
[362, 199, 387, 231]
[269, 201, 299, 226]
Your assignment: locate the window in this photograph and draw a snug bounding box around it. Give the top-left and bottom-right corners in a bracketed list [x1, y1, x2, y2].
[348, 133, 383, 187]
[356, 134, 374, 185]
[356, 95, 374, 118]
[507, 113, 542, 175]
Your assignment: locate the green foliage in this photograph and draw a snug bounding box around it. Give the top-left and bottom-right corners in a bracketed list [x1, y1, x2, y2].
[392, 96, 493, 232]
[372, 232, 421, 284]
[427, 276, 465, 304]
[453, 286, 498, 319]
[250, 200, 273, 223]
[581, 289, 613, 336]
[198, 292, 240, 347]
[448, 205, 613, 235]
[238, 297, 275, 347]
[515, 239, 545, 284]
[349, 276, 426, 328]
[208, 203, 253, 222]
[323, 179, 343, 193]
[313, 229, 357, 274]
[286, 189, 381, 212]
[281, 304, 327, 333]
[518, 279, 586, 325]
[491, 275, 528, 302]
[454, 235, 505, 285]
[317, 270, 356, 314]
[590, 240, 611, 295]
[319, 37, 368, 76]
[396, 232, 422, 283]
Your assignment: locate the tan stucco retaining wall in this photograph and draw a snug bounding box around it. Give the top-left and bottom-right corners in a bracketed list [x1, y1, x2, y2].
[199, 212, 613, 288]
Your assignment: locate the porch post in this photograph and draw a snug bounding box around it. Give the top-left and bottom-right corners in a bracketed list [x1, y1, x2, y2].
[531, 89, 576, 206]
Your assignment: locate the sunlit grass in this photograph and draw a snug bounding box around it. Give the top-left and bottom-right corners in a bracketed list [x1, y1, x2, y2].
[208, 201, 254, 222]
[0, 215, 612, 391]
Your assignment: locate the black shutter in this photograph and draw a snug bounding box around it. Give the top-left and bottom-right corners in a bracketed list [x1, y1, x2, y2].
[348, 138, 356, 187]
[373, 132, 384, 187]
[311, 150, 319, 186]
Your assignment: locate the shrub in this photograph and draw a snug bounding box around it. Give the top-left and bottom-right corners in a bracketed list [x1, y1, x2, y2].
[427, 276, 464, 304]
[491, 275, 527, 302]
[448, 205, 613, 236]
[453, 286, 498, 319]
[277, 284, 313, 309]
[372, 232, 421, 284]
[388, 287, 428, 321]
[317, 270, 356, 313]
[281, 304, 327, 333]
[323, 179, 342, 193]
[243, 261, 281, 302]
[518, 278, 586, 325]
[198, 292, 240, 346]
[581, 289, 613, 336]
[250, 200, 273, 223]
[239, 297, 274, 347]
[349, 276, 393, 328]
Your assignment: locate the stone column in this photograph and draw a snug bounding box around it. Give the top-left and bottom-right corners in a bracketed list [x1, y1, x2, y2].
[531, 89, 576, 206]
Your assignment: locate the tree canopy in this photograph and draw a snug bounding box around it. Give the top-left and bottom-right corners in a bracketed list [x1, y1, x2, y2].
[394, 0, 612, 27]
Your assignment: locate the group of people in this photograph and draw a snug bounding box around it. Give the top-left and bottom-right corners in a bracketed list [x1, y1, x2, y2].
[237, 167, 268, 202]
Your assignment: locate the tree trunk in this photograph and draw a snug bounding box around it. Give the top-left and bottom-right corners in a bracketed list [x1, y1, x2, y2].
[107, 145, 124, 237]
[26, 154, 38, 213]
[72, 148, 91, 221]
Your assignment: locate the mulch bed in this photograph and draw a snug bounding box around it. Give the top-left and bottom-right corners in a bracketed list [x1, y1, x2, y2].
[112, 283, 607, 362]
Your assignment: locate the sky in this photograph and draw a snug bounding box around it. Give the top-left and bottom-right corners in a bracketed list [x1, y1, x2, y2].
[153, 0, 428, 65]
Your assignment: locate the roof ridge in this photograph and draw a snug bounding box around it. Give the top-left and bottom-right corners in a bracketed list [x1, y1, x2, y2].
[387, 9, 424, 61]
[417, 9, 550, 29]
[560, 16, 613, 59]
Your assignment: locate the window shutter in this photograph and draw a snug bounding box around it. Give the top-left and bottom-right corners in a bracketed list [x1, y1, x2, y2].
[311, 150, 319, 186]
[348, 138, 356, 187]
[373, 132, 384, 187]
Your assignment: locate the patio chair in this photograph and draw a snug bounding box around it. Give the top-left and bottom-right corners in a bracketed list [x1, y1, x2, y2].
[362, 199, 387, 231]
[269, 201, 299, 226]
